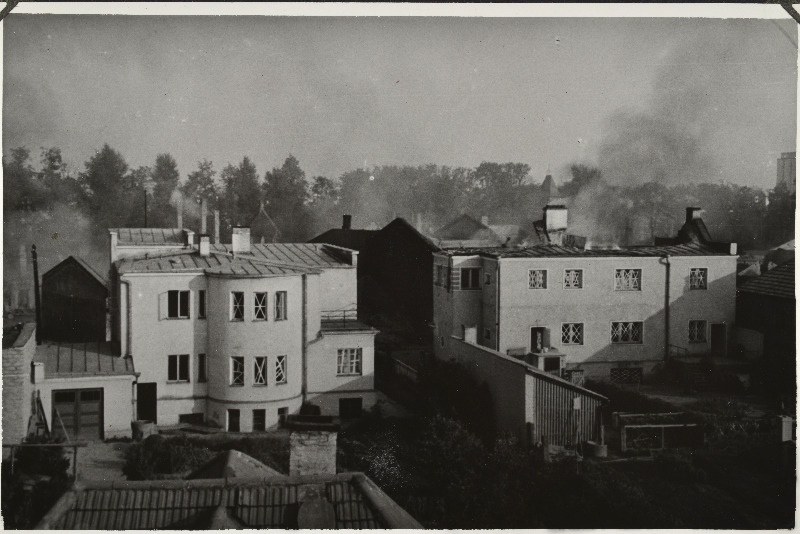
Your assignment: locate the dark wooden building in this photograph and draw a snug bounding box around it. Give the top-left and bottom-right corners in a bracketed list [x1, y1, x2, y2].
[42, 256, 108, 342]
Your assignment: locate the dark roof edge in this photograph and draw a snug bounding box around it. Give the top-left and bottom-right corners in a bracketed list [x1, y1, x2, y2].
[352, 473, 424, 528]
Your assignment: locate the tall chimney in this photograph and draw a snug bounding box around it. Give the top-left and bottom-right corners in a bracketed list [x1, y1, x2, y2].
[200, 199, 208, 235]
[543, 205, 568, 246]
[342, 214, 352, 230]
[231, 226, 251, 254]
[214, 210, 221, 244]
[177, 196, 184, 230]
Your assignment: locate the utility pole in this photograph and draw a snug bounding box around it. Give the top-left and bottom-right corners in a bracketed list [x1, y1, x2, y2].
[143, 188, 148, 228]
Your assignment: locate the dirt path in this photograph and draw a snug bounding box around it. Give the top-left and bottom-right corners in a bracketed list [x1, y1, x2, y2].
[75, 441, 130, 482]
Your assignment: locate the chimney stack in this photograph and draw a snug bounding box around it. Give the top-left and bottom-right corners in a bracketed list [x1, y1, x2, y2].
[543, 205, 568, 246]
[199, 234, 211, 256]
[231, 226, 251, 254]
[685, 207, 702, 224]
[200, 199, 207, 235]
[214, 210, 221, 244]
[177, 196, 184, 230]
[342, 214, 352, 230]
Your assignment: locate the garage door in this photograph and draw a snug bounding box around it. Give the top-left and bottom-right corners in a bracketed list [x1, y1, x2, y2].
[52, 389, 103, 441]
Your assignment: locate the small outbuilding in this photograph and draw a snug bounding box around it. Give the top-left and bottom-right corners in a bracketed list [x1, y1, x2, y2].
[42, 256, 108, 342]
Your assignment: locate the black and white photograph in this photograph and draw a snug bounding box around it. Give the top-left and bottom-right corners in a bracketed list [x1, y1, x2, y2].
[1, 3, 796, 529]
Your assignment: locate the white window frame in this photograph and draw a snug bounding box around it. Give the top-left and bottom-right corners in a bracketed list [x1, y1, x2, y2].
[254, 356, 267, 385]
[561, 323, 584, 345]
[275, 355, 287, 384]
[528, 269, 547, 289]
[167, 290, 190, 319]
[564, 269, 583, 289]
[611, 321, 643, 344]
[688, 320, 708, 343]
[689, 268, 708, 290]
[275, 291, 288, 321]
[168, 354, 190, 382]
[231, 292, 245, 321]
[614, 269, 642, 291]
[231, 356, 245, 386]
[460, 268, 481, 290]
[254, 292, 268, 320]
[337, 348, 363, 376]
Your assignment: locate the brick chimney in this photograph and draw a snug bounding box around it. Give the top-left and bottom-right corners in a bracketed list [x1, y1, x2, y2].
[342, 214, 352, 230]
[685, 207, 703, 224]
[214, 210, 221, 244]
[177, 196, 184, 230]
[200, 198, 208, 235]
[199, 234, 211, 257]
[231, 226, 251, 254]
[543, 205, 568, 245]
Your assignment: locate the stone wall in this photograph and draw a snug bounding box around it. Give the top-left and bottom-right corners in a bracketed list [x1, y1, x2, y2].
[2, 323, 36, 445]
[289, 430, 337, 476]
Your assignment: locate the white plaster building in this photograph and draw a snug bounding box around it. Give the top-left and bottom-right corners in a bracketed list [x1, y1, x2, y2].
[110, 226, 378, 432]
[433, 208, 739, 382]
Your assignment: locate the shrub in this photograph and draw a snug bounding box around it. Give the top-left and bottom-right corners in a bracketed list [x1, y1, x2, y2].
[123, 435, 214, 480]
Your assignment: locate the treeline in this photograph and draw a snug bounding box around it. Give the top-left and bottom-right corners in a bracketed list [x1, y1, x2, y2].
[3, 144, 795, 255]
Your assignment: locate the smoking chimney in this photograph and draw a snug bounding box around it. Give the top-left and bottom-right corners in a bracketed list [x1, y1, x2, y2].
[685, 207, 703, 224]
[214, 210, 221, 244]
[543, 205, 568, 246]
[199, 234, 210, 257]
[232, 226, 251, 254]
[200, 198, 207, 235]
[342, 214, 352, 230]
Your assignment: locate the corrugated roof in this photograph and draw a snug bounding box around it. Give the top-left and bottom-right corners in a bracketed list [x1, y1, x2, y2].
[117, 250, 319, 276]
[738, 259, 795, 299]
[36, 341, 135, 377]
[38, 474, 421, 530]
[112, 228, 189, 246]
[309, 229, 378, 252]
[438, 241, 731, 258]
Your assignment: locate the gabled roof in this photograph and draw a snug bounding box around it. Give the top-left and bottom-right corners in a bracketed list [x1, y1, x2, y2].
[377, 217, 441, 251]
[36, 473, 422, 529]
[438, 241, 733, 259]
[309, 229, 378, 252]
[42, 256, 107, 287]
[433, 214, 499, 242]
[249, 203, 281, 244]
[738, 259, 795, 300]
[188, 450, 282, 479]
[111, 228, 189, 246]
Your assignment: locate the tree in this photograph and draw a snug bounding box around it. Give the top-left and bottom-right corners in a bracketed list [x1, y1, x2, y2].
[3, 147, 46, 211]
[182, 160, 219, 207]
[79, 144, 131, 226]
[309, 176, 339, 205]
[262, 155, 310, 241]
[149, 153, 180, 227]
[221, 156, 261, 233]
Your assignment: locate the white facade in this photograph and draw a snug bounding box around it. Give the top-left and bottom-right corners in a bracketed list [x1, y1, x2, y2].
[433, 241, 738, 381]
[114, 236, 377, 430]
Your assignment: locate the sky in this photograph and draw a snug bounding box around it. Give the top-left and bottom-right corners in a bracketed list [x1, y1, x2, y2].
[3, 10, 797, 190]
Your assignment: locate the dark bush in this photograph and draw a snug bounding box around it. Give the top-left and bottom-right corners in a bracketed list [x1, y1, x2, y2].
[123, 434, 214, 480]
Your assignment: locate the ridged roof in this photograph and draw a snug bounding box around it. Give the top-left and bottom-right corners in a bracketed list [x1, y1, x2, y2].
[438, 241, 732, 259]
[309, 229, 378, 252]
[36, 341, 135, 377]
[738, 259, 795, 299]
[112, 228, 189, 246]
[117, 244, 354, 276]
[187, 450, 282, 480]
[38, 474, 421, 529]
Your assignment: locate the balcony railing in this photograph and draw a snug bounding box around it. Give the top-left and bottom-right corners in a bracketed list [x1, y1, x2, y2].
[321, 309, 370, 332]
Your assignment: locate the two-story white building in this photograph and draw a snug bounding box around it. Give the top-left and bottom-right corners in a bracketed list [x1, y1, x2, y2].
[110, 226, 378, 432]
[433, 207, 738, 383]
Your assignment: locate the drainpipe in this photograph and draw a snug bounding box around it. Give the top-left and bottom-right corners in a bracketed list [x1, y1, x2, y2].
[661, 255, 671, 361]
[301, 274, 308, 405]
[32, 245, 42, 345]
[121, 279, 132, 357]
[495, 261, 501, 351]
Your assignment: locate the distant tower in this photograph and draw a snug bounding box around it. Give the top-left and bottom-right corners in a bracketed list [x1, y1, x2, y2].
[777, 152, 796, 194]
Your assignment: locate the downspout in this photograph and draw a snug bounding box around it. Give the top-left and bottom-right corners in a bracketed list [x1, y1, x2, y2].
[32, 244, 42, 345]
[661, 255, 671, 361]
[301, 274, 308, 405]
[121, 279, 132, 357]
[495, 261, 501, 351]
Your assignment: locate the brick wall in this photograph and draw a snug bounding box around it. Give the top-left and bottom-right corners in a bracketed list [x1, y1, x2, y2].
[2, 324, 36, 444]
[289, 430, 337, 476]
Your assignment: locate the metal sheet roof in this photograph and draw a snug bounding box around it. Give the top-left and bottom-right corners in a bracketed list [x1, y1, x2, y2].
[112, 228, 189, 246]
[438, 242, 731, 258]
[40, 474, 420, 529]
[117, 250, 318, 276]
[36, 341, 135, 377]
[738, 259, 795, 299]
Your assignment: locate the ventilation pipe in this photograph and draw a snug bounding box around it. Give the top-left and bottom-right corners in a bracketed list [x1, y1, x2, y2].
[214, 210, 221, 244]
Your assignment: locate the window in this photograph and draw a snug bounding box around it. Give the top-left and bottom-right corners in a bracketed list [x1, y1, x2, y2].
[337, 348, 363, 376]
[254, 357, 267, 385]
[529, 269, 547, 289]
[610, 367, 643, 384]
[278, 407, 288, 426]
[275, 291, 287, 321]
[168, 354, 190, 382]
[689, 320, 708, 343]
[611, 322, 643, 344]
[275, 355, 287, 384]
[484, 328, 492, 340]
[615, 269, 642, 291]
[564, 269, 583, 289]
[231, 292, 244, 320]
[561, 323, 584, 345]
[228, 409, 240, 432]
[231, 357, 244, 385]
[460, 268, 481, 290]
[198, 290, 206, 319]
[167, 290, 190, 318]
[197, 354, 207, 383]
[690, 268, 707, 290]
[484, 273, 491, 286]
[254, 292, 267, 320]
[252, 409, 266, 432]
